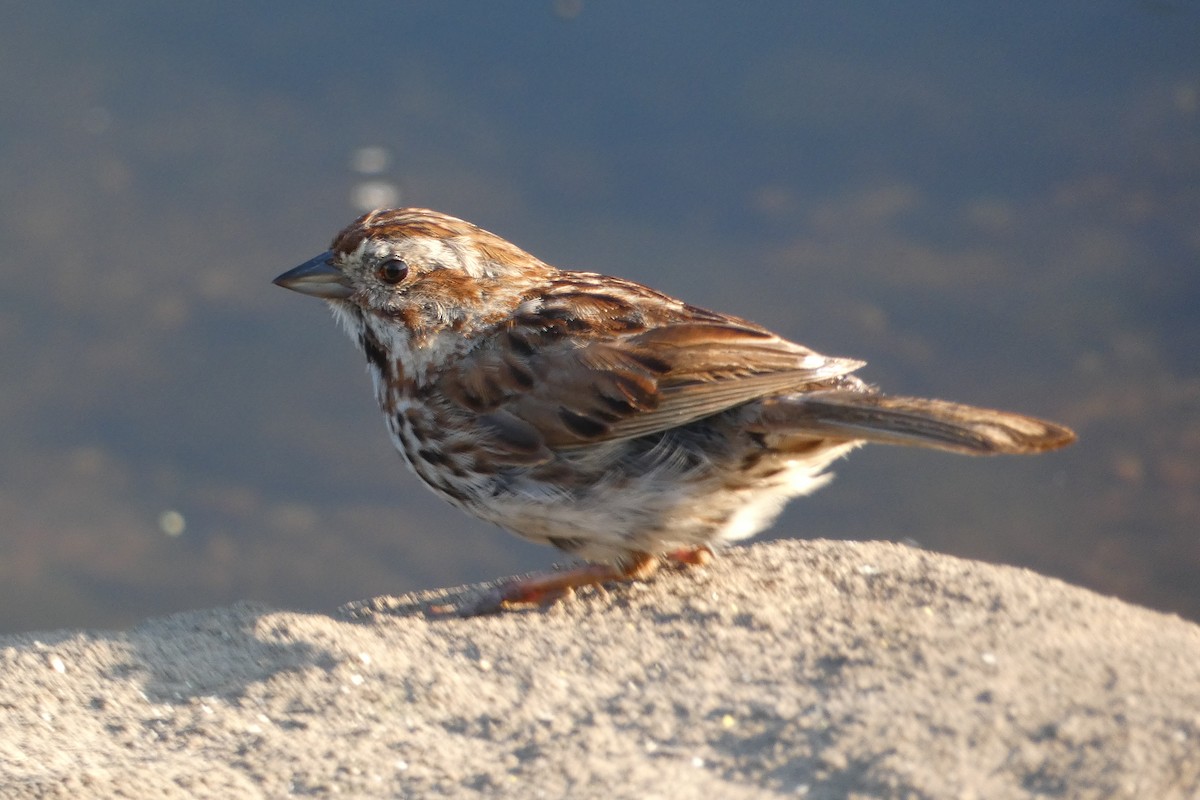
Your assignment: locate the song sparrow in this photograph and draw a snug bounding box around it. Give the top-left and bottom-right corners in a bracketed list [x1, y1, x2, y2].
[274, 208, 1075, 611]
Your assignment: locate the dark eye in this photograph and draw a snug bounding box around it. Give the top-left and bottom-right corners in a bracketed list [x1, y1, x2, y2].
[377, 257, 409, 285]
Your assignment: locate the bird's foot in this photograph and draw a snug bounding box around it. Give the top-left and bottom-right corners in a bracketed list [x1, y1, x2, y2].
[457, 551, 661, 615]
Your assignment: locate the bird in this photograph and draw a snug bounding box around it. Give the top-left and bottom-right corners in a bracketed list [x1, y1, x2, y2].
[274, 207, 1075, 612]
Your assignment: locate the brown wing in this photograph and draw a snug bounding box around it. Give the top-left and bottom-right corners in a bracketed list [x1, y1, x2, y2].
[432, 275, 864, 459]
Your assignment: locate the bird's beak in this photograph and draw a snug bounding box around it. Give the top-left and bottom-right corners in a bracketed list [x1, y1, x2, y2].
[273, 251, 354, 300]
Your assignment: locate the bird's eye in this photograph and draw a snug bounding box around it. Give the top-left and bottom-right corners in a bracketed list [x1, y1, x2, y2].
[377, 257, 409, 285]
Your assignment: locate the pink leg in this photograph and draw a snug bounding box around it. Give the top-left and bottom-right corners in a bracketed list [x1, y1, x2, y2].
[452, 547, 715, 616]
[449, 552, 661, 615]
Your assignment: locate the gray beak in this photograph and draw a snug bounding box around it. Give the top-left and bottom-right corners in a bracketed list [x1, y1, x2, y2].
[273, 251, 354, 300]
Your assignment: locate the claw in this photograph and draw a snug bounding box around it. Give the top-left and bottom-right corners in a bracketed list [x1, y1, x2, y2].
[664, 545, 714, 566]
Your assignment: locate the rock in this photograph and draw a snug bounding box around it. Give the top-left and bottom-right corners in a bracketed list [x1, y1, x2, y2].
[2, 539, 1198, 799]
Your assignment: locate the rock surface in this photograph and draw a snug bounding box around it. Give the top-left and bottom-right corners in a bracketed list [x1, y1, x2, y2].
[2, 539, 1199, 799]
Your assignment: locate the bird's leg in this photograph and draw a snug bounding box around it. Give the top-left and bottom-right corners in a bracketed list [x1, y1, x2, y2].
[460, 551, 661, 614]
[455, 546, 716, 616]
[500, 550, 660, 606]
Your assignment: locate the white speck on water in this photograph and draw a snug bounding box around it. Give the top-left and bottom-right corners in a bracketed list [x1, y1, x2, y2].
[352, 181, 400, 212]
[351, 146, 391, 174]
[159, 510, 186, 537]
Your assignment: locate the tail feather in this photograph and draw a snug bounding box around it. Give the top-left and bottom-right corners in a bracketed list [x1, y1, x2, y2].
[757, 391, 1076, 456]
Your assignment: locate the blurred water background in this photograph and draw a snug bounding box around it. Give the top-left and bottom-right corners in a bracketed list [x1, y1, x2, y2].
[2, 2, 1197, 632]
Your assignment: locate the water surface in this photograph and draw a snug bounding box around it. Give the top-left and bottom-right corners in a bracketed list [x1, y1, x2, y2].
[1, 2, 1197, 631]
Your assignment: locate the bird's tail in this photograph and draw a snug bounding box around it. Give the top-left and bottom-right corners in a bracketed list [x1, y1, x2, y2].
[756, 391, 1076, 456]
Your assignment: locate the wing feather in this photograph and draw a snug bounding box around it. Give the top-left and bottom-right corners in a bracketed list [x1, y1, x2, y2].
[432, 282, 865, 459]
